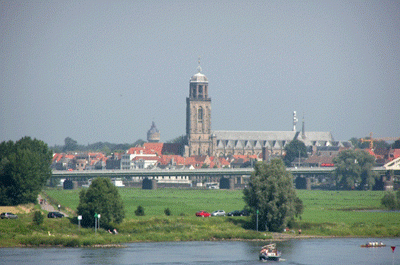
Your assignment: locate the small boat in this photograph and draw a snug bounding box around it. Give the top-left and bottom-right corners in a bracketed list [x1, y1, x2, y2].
[361, 241, 386, 248]
[259, 243, 282, 261]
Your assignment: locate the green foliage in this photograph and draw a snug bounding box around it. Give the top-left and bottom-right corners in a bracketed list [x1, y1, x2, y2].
[135, 205, 145, 216]
[283, 139, 308, 167]
[77, 178, 125, 228]
[0, 137, 52, 205]
[62, 137, 80, 152]
[51, 137, 140, 154]
[333, 149, 377, 190]
[243, 159, 303, 232]
[381, 190, 400, 210]
[33, 211, 44, 226]
[392, 140, 400, 149]
[164, 208, 171, 216]
[166, 135, 186, 144]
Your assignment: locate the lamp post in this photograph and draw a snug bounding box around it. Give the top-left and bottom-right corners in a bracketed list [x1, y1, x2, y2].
[78, 215, 82, 230]
[94, 213, 98, 234]
[256, 209, 259, 232]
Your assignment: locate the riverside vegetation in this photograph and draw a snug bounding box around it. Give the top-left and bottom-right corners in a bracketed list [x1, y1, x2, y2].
[0, 188, 399, 247]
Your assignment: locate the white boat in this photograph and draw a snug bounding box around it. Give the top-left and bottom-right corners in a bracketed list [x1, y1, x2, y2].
[259, 243, 282, 261]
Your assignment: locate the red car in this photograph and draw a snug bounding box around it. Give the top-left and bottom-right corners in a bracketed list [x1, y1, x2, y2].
[195, 210, 211, 217]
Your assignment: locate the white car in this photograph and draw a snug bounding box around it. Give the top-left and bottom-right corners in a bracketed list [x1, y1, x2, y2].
[211, 210, 226, 216]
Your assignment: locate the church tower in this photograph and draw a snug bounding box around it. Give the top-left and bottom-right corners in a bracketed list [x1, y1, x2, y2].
[186, 61, 213, 156]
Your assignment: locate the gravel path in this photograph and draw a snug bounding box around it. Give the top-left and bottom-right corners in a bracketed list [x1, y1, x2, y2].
[38, 194, 69, 217]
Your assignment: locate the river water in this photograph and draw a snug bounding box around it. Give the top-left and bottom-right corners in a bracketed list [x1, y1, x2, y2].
[1, 238, 399, 265]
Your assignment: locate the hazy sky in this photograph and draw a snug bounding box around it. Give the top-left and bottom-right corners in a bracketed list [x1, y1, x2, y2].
[1, 1, 399, 146]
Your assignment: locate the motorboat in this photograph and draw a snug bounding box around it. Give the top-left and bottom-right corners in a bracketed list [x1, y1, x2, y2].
[259, 243, 282, 261]
[361, 241, 386, 248]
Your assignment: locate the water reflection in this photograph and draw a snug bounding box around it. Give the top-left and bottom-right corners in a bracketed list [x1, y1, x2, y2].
[0, 238, 399, 265]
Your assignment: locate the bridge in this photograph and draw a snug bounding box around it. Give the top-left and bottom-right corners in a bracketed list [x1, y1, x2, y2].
[52, 167, 339, 179]
[51, 166, 388, 189]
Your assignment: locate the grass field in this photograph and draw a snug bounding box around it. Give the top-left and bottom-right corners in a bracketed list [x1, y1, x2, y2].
[1, 188, 399, 247]
[44, 188, 247, 219]
[43, 187, 400, 237]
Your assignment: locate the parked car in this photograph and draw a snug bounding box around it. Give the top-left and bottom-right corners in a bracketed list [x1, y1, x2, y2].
[0, 212, 18, 219]
[227, 210, 249, 217]
[47, 212, 64, 218]
[240, 209, 250, 216]
[227, 210, 241, 216]
[211, 210, 226, 216]
[195, 210, 211, 217]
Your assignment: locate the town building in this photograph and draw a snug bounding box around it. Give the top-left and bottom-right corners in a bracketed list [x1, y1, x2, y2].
[184, 63, 344, 158]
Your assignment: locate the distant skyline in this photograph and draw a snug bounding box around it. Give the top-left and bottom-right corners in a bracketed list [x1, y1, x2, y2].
[1, 1, 399, 146]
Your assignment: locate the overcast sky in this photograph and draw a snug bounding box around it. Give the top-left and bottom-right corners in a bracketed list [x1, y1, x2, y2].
[1, 0, 399, 147]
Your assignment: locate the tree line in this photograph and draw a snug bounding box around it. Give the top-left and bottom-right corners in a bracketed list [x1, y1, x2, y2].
[50, 137, 146, 154]
[0, 137, 52, 205]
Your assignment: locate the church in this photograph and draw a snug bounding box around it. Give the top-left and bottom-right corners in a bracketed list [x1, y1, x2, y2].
[183, 63, 339, 158]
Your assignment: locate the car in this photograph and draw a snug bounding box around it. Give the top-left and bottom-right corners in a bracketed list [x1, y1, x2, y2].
[47, 212, 64, 218]
[240, 209, 250, 216]
[195, 210, 211, 217]
[227, 210, 241, 216]
[211, 210, 226, 216]
[227, 210, 249, 217]
[0, 212, 18, 219]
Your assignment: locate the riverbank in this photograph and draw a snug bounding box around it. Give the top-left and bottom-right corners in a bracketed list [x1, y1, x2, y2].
[1, 189, 399, 247]
[1, 212, 398, 248]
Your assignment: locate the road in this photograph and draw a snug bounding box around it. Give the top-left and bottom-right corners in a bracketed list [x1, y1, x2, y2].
[38, 194, 68, 217]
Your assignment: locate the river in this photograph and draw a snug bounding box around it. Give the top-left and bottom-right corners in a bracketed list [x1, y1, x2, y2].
[1, 238, 399, 265]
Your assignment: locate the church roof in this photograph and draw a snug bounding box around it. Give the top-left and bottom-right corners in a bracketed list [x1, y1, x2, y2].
[212, 130, 334, 147]
[190, 62, 208, 83]
[190, 72, 208, 83]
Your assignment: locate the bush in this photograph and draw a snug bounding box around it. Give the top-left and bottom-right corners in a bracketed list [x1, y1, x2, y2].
[33, 211, 44, 226]
[164, 208, 171, 216]
[381, 192, 398, 210]
[135, 206, 145, 216]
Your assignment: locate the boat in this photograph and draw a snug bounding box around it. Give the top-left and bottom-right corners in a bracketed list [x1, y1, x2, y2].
[259, 243, 282, 261]
[361, 241, 386, 248]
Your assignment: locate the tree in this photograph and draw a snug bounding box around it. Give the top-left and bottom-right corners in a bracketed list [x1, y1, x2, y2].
[333, 149, 377, 190]
[243, 159, 303, 232]
[167, 135, 186, 144]
[381, 190, 400, 210]
[283, 139, 308, 167]
[62, 137, 79, 152]
[0, 137, 52, 205]
[77, 178, 125, 228]
[392, 140, 400, 149]
[135, 205, 145, 216]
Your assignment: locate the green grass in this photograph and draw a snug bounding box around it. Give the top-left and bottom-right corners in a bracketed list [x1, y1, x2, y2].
[294, 190, 400, 237]
[44, 188, 247, 218]
[2, 188, 399, 247]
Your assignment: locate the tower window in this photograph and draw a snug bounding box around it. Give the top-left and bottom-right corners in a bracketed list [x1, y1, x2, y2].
[198, 107, 203, 122]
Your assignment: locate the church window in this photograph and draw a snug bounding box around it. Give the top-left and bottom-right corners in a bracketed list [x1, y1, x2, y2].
[198, 107, 203, 122]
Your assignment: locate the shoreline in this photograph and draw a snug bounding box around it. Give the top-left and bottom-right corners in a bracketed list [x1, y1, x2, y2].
[7, 234, 396, 249]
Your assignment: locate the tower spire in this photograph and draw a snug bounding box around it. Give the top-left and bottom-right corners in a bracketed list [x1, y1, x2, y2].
[301, 113, 306, 139]
[197, 56, 202, 73]
[293, 111, 298, 131]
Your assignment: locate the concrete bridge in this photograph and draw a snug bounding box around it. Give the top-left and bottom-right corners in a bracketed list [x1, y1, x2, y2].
[52, 166, 339, 180]
[52, 166, 389, 190]
[52, 166, 386, 179]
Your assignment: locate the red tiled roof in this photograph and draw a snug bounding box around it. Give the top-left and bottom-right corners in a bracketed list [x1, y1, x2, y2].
[127, 147, 157, 155]
[143, 142, 182, 155]
[143, 143, 164, 155]
[303, 155, 334, 164]
[158, 155, 186, 165]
